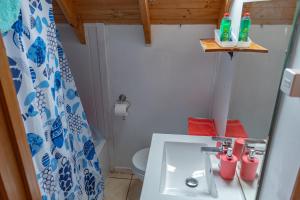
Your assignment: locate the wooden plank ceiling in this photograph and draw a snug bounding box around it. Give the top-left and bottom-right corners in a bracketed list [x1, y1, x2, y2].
[53, 0, 296, 44]
[54, 0, 296, 25]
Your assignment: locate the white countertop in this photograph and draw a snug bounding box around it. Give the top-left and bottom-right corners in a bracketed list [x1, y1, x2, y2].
[140, 133, 247, 200]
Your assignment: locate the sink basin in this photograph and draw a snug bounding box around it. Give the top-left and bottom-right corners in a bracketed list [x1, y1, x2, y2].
[141, 134, 245, 200]
[159, 142, 218, 198]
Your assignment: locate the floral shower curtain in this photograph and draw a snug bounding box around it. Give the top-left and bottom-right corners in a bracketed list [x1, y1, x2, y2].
[2, 0, 104, 199]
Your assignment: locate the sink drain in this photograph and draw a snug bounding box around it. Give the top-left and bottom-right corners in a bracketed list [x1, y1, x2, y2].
[185, 177, 198, 188]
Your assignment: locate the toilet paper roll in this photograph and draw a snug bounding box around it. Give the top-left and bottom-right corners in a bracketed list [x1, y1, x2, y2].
[114, 103, 129, 117]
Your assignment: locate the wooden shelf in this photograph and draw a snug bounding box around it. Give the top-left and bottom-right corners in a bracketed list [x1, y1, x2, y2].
[200, 39, 268, 53]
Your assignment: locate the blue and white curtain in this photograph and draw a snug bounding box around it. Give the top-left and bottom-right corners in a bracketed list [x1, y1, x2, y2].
[2, 0, 104, 199]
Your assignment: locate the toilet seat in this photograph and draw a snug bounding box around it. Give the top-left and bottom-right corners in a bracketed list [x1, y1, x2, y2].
[132, 148, 149, 180]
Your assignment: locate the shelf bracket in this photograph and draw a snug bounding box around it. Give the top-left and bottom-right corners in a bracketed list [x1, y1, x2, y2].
[228, 52, 234, 60]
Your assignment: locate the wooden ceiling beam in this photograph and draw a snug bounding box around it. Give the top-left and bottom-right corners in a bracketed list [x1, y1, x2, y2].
[139, 0, 151, 45]
[55, 0, 86, 44]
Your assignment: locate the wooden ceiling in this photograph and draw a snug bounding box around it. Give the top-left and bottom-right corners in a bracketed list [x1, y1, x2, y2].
[53, 0, 297, 44]
[54, 0, 296, 25]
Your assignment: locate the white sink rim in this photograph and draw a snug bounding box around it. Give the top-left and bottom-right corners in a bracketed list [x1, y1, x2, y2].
[140, 133, 245, 200]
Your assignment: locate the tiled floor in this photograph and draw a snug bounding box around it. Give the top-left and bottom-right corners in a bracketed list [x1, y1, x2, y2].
[104, 172, 143, 200]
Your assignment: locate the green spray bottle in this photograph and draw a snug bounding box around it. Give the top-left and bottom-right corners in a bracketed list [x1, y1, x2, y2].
[220, 13, 232, 41]
[239, 12, 251, 42]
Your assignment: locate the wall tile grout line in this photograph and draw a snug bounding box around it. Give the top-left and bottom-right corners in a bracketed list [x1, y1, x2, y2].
[125, 174, 133, 200]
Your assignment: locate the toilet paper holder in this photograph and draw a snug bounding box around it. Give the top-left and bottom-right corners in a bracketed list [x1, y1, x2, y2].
[118, 94, 128, 103]
[115, 94, 131, 120]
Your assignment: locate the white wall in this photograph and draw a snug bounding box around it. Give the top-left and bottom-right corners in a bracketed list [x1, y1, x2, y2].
[260, 22, 300, 200]
[58, 24, 289, 168]
[105, 25, 218, 167]
[229, 26, 291, 139]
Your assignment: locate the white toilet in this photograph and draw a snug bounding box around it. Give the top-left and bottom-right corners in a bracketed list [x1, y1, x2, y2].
[132, 148, 150, 181]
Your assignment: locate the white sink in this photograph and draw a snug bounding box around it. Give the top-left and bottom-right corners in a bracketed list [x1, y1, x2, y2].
[141, 134, 245, 200]
[160, 142, 218, 198]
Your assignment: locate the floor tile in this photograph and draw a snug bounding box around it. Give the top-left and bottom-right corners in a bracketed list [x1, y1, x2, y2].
[127, 179, 143, 200]
[113, 168, 133, 174]
[104, 178, 131, 200]
[109, 171, 133, 179]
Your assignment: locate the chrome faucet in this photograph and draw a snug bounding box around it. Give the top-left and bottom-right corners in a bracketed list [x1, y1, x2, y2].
[212, 136, 233, 147]
[201, 137, 233, 154]
[244, 138, 267, 155]
[244, 144, 266, 155]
